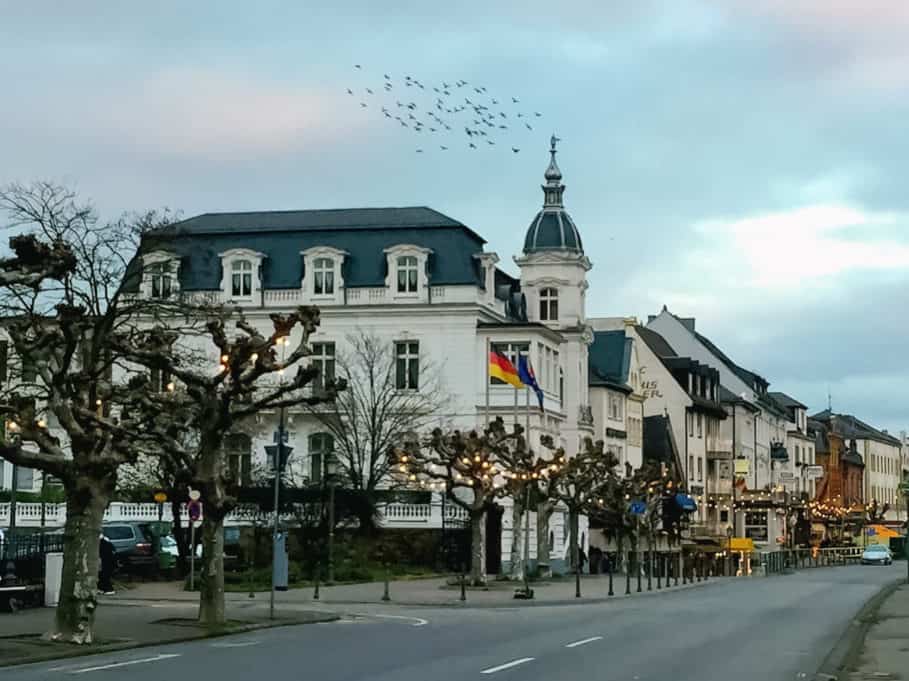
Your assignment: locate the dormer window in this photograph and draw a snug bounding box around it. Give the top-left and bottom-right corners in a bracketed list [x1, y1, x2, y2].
[231, 260, 253, 298]
[383, 244, 432, 302]
[301, 247, 347, 303]
[219, 248, 265, 304]
[149, 262, 173, 299]
[397, 256, 419, 293]
[313, 257, 335, 295]
[539, 287, 558, 321]
[140, 250, 181, 300]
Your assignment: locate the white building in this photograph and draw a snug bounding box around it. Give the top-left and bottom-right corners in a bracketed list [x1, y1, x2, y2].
[646, 308, 815, 548]
[18, 136, 591, 574]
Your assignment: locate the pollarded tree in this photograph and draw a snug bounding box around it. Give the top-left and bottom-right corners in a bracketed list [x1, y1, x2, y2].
[549, 438, 619, 570]
[0, 182, 175, 643]
[112, 305, 344, 625]
[394, 418, 528, 585]
[300, 330, 450, 531]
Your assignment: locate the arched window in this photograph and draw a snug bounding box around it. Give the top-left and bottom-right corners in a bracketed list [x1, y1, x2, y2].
[231, 260, 253, 297]
[308, 432, 334, 484]
[313, 257, 335, 295]
[225, 433, 252, 486]
[396, 256, 419, 293]
[539, 287, 558, 321]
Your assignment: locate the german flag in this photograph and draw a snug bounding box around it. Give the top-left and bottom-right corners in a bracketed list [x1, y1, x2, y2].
[489, 351, 524, 389]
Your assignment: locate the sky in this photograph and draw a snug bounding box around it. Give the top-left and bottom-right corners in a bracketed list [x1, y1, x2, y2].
[2, 1, 908, 434]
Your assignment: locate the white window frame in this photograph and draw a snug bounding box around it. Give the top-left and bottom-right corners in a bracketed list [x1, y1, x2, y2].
[219, 248, 265, 304]
[311, 342, 336, 391]
[395, 340, 420, 391]
[301, 246, 348, 304]
[231, 259, 254, 298]
[383, 244, 432, 302]
[539, 287, 559, 322]
[396, 256, 419, 294]
[140, 250, 181, 299]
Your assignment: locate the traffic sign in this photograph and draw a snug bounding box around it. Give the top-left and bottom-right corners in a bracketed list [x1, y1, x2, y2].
[629, 501, 647, 515]
[153, 491, 168, 504]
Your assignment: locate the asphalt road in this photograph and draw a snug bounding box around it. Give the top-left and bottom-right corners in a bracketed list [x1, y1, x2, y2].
[6, 564, 902, 681]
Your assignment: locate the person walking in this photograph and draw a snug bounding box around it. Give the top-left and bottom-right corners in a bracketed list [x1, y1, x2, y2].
[98, 533, 116, 595]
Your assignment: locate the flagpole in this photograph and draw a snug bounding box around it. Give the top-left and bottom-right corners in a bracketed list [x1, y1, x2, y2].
[514, 374, 519, 430]
[525, 385, 531, 441]
[485, 337, 491, 429]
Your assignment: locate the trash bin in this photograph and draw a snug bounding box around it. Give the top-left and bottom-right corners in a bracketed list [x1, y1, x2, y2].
[272, 533, 288, 591]
[45, 552, 64, 607]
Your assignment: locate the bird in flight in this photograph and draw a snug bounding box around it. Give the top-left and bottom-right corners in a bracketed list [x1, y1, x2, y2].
[360, 102, 367, 108]
[440, 145, 448, 150]
[416, 149, 423, 153]
[366, 88, 373, 94]
[512, 147, 520, 153]
[534, 112, 542, 117]
[512, 96, 519, 103]
[525, 122, 532, 130]
[384, 74, 390, 79]
[347, 88, 353, 95]
[469, 142, 477, 148]
[355, 64, 362, 69]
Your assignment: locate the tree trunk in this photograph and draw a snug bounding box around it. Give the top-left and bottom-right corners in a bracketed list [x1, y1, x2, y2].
[170, 497, 189, 577]
[536, 501, 554, 578]
[568, 508, 579, 572]
[49, 482, 110, 644]
[470, 510, 487, 586]
[198, 514, 225, 627]
[509, 498, 523, 580]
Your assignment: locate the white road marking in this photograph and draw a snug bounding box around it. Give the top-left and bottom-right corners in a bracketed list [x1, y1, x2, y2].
[69, 653, 181, 674]
[565, 636, 603, 648]
[480, 658, 535, 674]
[210, 640, 260, 648]
[351, 612, 428, 627]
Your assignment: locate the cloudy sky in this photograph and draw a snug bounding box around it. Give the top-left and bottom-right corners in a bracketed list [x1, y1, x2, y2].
[2, 1, 908, 433]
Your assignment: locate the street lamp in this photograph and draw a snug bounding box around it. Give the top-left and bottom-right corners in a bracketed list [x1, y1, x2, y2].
[325, 451, 339, 585]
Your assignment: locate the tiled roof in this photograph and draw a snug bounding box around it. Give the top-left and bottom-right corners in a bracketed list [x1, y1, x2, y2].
[131, 207, 492, 293]
[809, 410, 901, 447]
[768, 391, 807, 410]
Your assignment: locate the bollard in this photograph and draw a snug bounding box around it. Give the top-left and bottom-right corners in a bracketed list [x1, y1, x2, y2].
[647, 551, 653, 592]
[704, 557, 709, 581]
[636, 554, 642, 593]
[313, 566, 320, 600]
[674, 554, 680, 586]
[696, 556, 702, 582]
[626, 552, 632, 595]
[608, 559, 614, 597]
[382, 564, 391, 602]
[657, 554, 663, 590]
[460, 564, 466, 602]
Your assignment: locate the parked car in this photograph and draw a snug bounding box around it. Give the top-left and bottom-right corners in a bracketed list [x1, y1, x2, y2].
[102, 522, 158, 572]
[861, 544, 893, 565]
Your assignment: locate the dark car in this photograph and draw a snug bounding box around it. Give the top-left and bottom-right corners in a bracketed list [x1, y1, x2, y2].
[102, 522, 158, 572]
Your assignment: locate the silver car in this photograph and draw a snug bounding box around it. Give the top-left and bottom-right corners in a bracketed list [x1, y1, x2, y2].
[861, 544, 893, 565]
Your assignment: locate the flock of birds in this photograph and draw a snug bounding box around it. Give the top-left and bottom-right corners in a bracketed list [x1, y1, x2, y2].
[347, 65, 544, 154]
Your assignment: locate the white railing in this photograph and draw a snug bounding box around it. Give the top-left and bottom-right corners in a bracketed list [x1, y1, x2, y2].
[0, 500, 470, 530]
[263, 289, 302, 306]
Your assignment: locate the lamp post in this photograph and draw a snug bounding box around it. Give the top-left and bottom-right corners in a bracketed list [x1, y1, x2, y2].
[325, 451, 339, 585]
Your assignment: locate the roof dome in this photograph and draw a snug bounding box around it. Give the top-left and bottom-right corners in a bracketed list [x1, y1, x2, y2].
[523, 135, 583, 255]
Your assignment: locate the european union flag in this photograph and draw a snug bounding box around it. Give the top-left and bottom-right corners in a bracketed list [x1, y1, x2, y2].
[517, 355, 544, 410]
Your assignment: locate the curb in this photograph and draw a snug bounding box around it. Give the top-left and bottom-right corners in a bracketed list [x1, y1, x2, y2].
[0, 613, 339, 669]
[814, 578, 903, 680]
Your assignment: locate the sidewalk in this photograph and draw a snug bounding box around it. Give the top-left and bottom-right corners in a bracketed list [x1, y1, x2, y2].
[0, 598, 337, 668]
[842, 580, 909, 680]
[115, 572, 726, 608]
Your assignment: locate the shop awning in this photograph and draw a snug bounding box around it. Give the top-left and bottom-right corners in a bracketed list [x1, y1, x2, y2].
[675, 493, 697, 512]
[867, 524, 900, 539]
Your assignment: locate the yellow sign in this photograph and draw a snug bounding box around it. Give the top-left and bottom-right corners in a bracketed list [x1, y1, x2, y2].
[734, 459, 750, 476]
[729, 537, 754, 552]
[153, 492, 168, 504]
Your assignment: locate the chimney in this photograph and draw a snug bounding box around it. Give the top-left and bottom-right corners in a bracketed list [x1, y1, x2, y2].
[680, 318, 696, 332]
[647, 315, 657, 324]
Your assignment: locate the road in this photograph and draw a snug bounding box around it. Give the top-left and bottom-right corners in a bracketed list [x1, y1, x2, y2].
[5, 564, 901, 681]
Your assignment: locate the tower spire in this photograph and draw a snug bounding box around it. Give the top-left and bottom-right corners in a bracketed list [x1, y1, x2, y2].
[542, 133, 564, 207]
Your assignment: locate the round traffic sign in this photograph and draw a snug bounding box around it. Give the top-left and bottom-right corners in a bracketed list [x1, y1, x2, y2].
[153, 492, 168, 504]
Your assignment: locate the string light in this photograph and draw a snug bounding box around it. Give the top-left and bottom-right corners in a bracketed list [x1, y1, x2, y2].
[36, 419, 46, 428]
[250, 353, 258, 362]
[220, 354, 229, 364]
[166, 382, 175, 392]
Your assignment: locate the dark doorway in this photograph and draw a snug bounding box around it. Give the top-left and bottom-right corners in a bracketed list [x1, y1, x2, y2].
[485, 503, 503, 575]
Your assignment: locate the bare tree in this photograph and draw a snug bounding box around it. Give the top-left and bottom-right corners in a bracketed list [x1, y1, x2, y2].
[113, 306, 344, 625]
[301, 330, 449, 530]
[0, 182, 173, 643]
